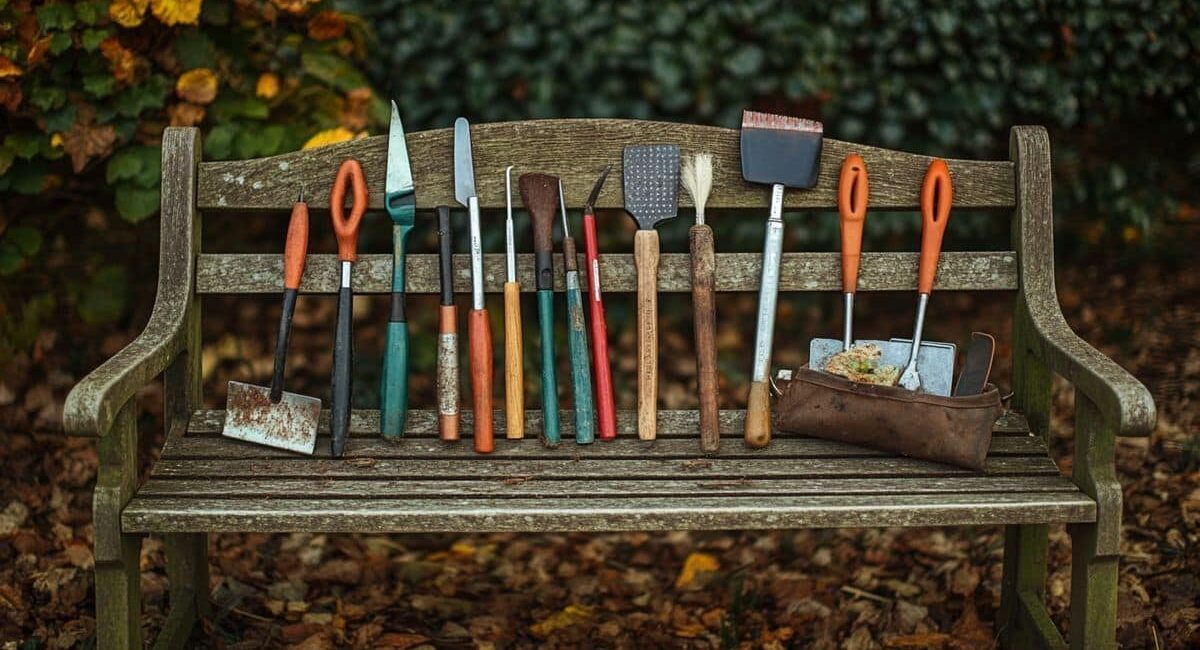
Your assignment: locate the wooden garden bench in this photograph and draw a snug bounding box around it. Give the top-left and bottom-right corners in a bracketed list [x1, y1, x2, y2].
[64, 122, 1155, 648]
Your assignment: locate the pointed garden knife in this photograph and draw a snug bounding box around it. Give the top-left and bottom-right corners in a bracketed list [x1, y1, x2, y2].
[454, 118, 494, 454]
[380, 101, 415, 440]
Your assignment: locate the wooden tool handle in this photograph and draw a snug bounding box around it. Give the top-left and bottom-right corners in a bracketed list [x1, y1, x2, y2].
[634, 229, 659, 440]
[283, 200, 309, 290]
[690, 224, 719, 453]
[330, 159, 366, 262]
[468, 308, 494, 453]
[583, 210, 616, 440]
[838, 154, 868, 294]
[744, 380, 771, 449]
[918, 159, 953, 295]
[437, 304, 460, 442]
[503, 281, 524, 439]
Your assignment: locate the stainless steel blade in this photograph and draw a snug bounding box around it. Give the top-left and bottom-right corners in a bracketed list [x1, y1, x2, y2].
[385, 101, 413, 197]
[454, 117, 476, 207]
[222, 380, 320, 455]
[881, 338, 957, 396]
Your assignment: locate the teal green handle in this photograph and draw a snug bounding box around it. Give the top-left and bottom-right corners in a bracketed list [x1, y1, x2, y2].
[565, 277, 595, 444]
[380, 321, 409, 438]
[537, 289, 560, 447]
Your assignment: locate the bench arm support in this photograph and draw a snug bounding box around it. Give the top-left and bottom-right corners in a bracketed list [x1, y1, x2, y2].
[63, 127, 202, 438]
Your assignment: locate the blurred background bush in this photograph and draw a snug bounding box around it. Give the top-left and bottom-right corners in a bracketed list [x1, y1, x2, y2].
[1, 0, 1197, 367]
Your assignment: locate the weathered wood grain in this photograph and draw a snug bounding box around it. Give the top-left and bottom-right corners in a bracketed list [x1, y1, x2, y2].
[197, 120, 1015, 212]
[186, 408, 1033, 436]
[136, 475, 1081, 499]
[122, 492, 1092, 534]
[196, 251, 1018, 294]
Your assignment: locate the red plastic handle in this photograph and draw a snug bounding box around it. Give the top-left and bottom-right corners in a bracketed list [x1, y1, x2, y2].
[330, 159, 367, 262]
[838, 154, 868, 294]
[583, 208, 616, 440]
[918, 159, 953, 295]
[283, 199, 309, 290]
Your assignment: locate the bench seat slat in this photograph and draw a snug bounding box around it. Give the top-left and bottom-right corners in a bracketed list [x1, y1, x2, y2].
[122, 492, 1092, 533]
[196, 252, 1018, 294]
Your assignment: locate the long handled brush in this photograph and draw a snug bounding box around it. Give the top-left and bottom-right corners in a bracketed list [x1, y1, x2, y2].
[681, 153, 719, 453]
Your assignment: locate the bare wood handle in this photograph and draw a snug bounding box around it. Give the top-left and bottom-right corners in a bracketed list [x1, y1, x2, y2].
[634, 229, 659, 440]
[690, 224, 719, 453]
[503, 281, 524, 439]
[744, 380, 771, 448]
[468, 308, 494, 453]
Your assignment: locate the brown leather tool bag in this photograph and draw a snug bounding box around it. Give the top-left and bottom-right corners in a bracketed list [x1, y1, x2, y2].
[774, 368, 1003, 471]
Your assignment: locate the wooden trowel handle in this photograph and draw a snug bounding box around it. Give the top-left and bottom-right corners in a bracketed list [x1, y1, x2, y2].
[634, 229, 659, 440]
[918, 159, 953, 295]
[838, 154, 868, 294]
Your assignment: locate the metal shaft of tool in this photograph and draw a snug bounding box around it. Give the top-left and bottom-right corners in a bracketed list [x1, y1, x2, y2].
[750, 183, 785, 383]
[841, 293, 854, 351]
[505, 167, 516, 283]
[468, 196, 484, 310]
[903, 293, 929, 369]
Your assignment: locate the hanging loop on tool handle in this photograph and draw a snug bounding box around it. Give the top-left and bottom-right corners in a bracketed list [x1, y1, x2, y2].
[838, 154, 869, 295]
[331, 159, 367, 263]
[917, 159, 953, 295]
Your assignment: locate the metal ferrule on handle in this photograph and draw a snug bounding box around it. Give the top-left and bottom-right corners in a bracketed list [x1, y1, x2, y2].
[505, 173, 517, 283]
[904, 293, 929, 368]
[841, 293, 855, 351]
[750, 183, 785, 382]
[468, 196, 484, 310]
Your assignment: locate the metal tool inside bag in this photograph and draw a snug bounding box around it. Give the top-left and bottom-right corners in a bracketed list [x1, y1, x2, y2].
[218, 109, 991, 456]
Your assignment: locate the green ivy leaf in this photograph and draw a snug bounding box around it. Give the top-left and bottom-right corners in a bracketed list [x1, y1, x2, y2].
[6, 227, 42, 257]
[78, 266, 130, 324]
[205, 124, 237, 160]
[106, 146, 160, 187]
[4, 133, 42, 159]
[28, 85, 67, 112]
[7, 160, 46, 195]
[75, 0, 107, 25]
[81, 28, 109, 52]
[0, 243, 22, 276]
[83, 73, 117, 98]
[112, 75, 170, 117]
[35, 3, 75, 30]
[302, 51, 369, 93]
[49, 32, 72, 55]
[174, 29, 217, 69]
[42, 105, 77, 133]
[114, 184, 161, 222]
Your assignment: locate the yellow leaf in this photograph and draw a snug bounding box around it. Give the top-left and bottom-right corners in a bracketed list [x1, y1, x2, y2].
[449, 542, 476, 557]
[149, 0, 201, 26]
[674, 623, 707, 638]
[530, 604, 592, 638]
[175, 68, 218, 105]
[109, 0, 149, 28]
[50, 133, 63, 148]
[302, 128, 355, 150]
[0, 56, 22, 80]
[255, 72, 280, 100]
[675, 552, 720, 589]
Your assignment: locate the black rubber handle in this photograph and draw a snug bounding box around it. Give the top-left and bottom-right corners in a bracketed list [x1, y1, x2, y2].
[330, 283, 353, 457]
[437, 206, 454, 306]
[269, 288, 298, 402]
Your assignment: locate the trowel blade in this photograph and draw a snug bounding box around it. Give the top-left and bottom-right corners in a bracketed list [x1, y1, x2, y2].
[873, 338, 957, 396]
[222, 380, 321, 455]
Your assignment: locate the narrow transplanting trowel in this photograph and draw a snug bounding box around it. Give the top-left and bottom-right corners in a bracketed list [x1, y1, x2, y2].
[223, 192, 320, 454]
[380, 100, 415, 440]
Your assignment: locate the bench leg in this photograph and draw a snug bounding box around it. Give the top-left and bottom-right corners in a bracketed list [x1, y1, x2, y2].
[94, 403, 143, 649]
[998, 524, 1066, 649]
[155, 533, 210, 649]
[1068, 522, 1118, 650]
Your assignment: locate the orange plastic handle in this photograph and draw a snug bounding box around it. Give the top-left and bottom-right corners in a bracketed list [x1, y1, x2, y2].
[838, 154, 868, 294]
[918, 159, 953, 294]
[283, 199, 309, 290]
[330, 159, 367, 262]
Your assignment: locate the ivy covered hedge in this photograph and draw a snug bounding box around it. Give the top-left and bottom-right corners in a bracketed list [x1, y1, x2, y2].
[350, 0, 1198, 253]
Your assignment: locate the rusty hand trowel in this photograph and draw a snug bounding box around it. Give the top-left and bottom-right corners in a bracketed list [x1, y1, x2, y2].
[890, 159, 956, 395]
[222, 192, 321, 454]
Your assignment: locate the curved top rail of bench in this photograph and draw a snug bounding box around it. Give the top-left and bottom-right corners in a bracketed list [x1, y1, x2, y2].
[197, 119, 1014, 212]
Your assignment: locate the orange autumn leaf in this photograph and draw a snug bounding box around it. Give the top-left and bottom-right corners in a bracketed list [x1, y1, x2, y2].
[255, 72, 280, 99]
[0, 82, 22, 111]
[63, 120, 117, 173]
[175, 68, 218, 105]
[150, 0, 201, 26]
[675, 552, 719, 589]
[100, 38, 140, 85]
[26, 36, 52, 68]
[167, 102, 205, 126]
[0, 57, 22, 80]
[307, 11, 346, 41]
[302, 127, 355, 150]
[338, 86, 372, 130]
[109, 0, 150, 27]
[272, 0, 318, 15]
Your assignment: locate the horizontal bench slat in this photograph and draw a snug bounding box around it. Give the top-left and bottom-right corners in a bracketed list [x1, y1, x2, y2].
[196, 120, 1015, 212]
[122, 492, 1092, 533]
[135, 475, 1081, 499]
[196, 252, 1017, 294]
[188, 409, 1032, 436]
[162, 434, 1045, 461]
[148, 455, 1061, 480]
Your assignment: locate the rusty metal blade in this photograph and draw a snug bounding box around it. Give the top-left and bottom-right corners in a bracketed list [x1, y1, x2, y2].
[222, 381, 320, 454]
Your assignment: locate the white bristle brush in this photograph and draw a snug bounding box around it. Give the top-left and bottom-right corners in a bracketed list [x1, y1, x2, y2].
[681, 153, 713, 225]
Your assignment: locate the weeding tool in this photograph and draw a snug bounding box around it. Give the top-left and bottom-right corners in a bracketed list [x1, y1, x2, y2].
[454, 117, 494, 453]
[436, 205, 460, 441]
[503, 166, 525, 439]
[581, 166, 616, 440]
[380, 101, 415, 440]
[739, 110, 823, 449]
[559, 179, 596, 444]
[622, 144, 680, 441]
[680, 153, 719, 453]
[222, 190, 320, 454]
[329, 159, 366, 457]
[519, 172, 562, 447]
[954, 332, 996, 396]
[895, 159, 956, 395]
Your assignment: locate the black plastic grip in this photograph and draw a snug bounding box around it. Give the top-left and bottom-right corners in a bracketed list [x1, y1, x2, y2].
[437, 206, 454, 306]
[330, 284, 353, 457]
[535, 250, 554, 290]
[269, 288, 298, 402]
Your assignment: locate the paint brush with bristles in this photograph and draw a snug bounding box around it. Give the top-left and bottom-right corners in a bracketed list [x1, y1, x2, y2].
[739, 109, 823, 449]
[681, 153, 719, 453]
